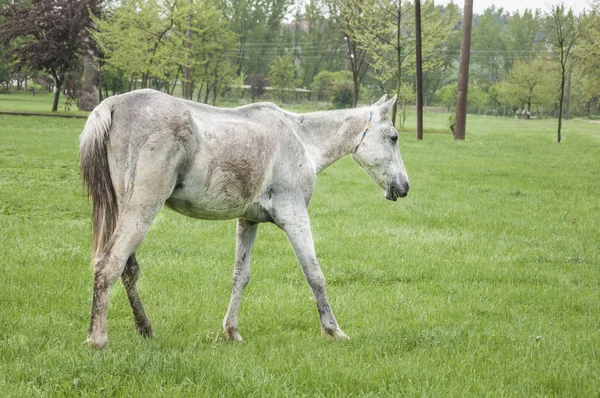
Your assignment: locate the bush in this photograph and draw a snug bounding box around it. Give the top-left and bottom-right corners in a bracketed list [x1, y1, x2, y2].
[330, 84, 353, 109]
[448, 114, 456, 133]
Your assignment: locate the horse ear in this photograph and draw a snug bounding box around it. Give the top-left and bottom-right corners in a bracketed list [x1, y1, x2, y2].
[373, 94, 388, 106]
[380, 94, 398, 114]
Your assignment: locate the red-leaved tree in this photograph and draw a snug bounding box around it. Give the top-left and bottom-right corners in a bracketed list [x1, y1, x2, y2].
[0, 0, 103, 111]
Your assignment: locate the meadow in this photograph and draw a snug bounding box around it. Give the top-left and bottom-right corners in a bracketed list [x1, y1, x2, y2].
[0, 93, 599, 396]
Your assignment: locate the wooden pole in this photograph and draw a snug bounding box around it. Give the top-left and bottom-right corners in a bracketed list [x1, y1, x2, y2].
[415, 0, 423, 140]
[454, 0, 473, 140]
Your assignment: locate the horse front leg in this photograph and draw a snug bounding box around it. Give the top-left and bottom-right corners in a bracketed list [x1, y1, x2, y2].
[223, 219, 258, 341]
[278, 211, 348, 339]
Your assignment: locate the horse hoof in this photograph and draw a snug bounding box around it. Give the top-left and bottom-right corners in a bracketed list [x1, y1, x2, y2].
[323, 327, 350, 340]
[137, 326, 154, 339]
[224, 329, 244, 342]
[84, 336, 108, 350]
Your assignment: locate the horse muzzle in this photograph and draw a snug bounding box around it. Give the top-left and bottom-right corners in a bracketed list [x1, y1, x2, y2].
[385, 181, 410, 201]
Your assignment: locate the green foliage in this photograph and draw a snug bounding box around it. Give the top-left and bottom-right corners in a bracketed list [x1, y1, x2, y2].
[508, 57, 557, 112]
[436, 84, 457, 112]
[268, 55, 296, 92]
[397, 83, 416, 128]
[310, 70, 345, 101]
[92, 0, 183, 88]
[468, 85, 489, 114]
[330, 83, 353, 109]
[574, 6, 600, 109]
[447, 113, 456, 133]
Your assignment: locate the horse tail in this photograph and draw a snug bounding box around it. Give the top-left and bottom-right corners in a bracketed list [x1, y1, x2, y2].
[79, 100, 118, 265]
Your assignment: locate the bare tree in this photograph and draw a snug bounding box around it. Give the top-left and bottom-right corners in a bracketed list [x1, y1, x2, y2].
[548, 5, 579, 143]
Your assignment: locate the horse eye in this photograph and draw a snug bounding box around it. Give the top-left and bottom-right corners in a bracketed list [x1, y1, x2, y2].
[390, 135, 398, 143]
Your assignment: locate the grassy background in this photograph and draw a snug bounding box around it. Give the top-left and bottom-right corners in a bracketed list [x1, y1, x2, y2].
[0, 95, 599, 396]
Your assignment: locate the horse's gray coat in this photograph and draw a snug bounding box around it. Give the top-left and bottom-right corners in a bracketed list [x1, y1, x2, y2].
[79, 89, 409, 348]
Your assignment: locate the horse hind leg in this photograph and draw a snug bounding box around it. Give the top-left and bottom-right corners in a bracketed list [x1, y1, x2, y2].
[86, 213, 154, 349]
[122, 254, 153, 338]
[87, 141, 185, 349]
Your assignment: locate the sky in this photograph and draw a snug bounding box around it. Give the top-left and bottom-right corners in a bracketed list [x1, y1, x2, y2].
[436, 0, 591, 15]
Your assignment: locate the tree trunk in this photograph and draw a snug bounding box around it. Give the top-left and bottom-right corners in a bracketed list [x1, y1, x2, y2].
[557, 70, 565, 143]
[454, 0, 474, 140]
[352, 73, 359, 108]
[565, 68, 572, 120]
[415, 0, 424, 140]
[79, 52, 101, 111]
[52, 77, 63, 112]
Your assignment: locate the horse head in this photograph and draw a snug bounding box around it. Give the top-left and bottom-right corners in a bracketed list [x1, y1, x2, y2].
[351, 95, 410, 201]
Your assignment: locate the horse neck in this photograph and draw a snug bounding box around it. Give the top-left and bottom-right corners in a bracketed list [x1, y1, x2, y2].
[291, 107, 373, 173]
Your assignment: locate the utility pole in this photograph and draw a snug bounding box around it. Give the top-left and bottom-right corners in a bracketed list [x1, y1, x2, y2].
[454, 0, 473, 140]
[415, 0, 423, 140]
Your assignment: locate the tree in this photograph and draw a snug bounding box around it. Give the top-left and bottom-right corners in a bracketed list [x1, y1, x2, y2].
[248, 74, 267, 101]
[508, 57, 557, 113]
[92, 0, 182, 90]
[437, 83, 457, 112]
[344, 0, 459, 126]
[219, 0, 291, 76]
[574, 4, 600, 114]
[310, 70, 345, 105]
[269, 54, 296, 103]
[336, 0, 371, 108]
[299, 0, 344, 89]
[488, 81, 518, 116]
[471, 6, 509, 85]
[0, 0, 104, 111]
[504, 9, 545, 70]
[548, 4, 579, 142]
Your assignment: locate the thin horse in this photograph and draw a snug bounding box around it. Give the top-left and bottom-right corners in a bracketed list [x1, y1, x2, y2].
[79, 89, 409, 349]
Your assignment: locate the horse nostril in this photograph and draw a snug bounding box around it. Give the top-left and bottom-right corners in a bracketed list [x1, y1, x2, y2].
[404, 183, 410, 193]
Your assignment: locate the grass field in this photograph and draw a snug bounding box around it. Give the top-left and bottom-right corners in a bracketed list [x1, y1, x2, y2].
[1, 94, 599, 396]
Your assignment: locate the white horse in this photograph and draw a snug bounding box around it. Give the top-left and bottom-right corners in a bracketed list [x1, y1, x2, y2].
[79, 89, 409, 349]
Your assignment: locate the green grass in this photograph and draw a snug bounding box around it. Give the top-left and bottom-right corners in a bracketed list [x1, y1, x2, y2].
[0, 91, 90, 116]
[1, 106, 600, 396]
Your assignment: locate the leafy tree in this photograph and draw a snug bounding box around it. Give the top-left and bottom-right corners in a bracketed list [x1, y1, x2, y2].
[547, 4, 579, 142]
[504, 9, 545, 70]
[92, 0, 181, 89]
[268, 54, 296, 103]
[330, 83, 353, 109]
[219, 0, 292, 75]
[299, 0, 344, 89]
[508, 57, 557, 113]
[344, 0, 458, 125]
[0, 0, 104, 111]
[471, 6, 509, 85]
[188, 0, 237, 104]
[310, 70, 345, 104]
[248, 73, 267, 101]
[574, 4, 600, 113]
[488, 81, 518, 116]
[397, 83, 415, 128]
[467, 85, 488, 114]
[436, 83, 457, 112]
[336, 0, 372, 108]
